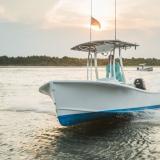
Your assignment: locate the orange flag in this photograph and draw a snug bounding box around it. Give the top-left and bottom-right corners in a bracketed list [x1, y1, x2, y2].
[91, 17, 101, 29]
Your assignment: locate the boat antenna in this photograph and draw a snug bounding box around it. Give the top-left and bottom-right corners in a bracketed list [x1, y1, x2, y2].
[90, 0, 93, 42]
[115, 0, 117, 40]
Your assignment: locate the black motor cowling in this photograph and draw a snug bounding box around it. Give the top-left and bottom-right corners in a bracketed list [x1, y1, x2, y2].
[134, 78, 146, 90]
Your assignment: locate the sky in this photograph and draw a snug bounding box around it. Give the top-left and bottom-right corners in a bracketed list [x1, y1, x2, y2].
[0, 0, 160, 58]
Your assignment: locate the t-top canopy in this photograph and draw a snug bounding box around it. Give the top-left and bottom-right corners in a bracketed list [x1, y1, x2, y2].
[71, 40, 139, 53]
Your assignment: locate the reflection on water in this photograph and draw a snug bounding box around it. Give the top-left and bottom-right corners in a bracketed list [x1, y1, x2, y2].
[1, 67, 160, 160]
[33, 114, 160, 160]
[34, 116, 134, 160]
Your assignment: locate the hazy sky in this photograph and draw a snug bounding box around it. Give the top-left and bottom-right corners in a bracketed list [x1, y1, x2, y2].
[1, 0, 160, 58]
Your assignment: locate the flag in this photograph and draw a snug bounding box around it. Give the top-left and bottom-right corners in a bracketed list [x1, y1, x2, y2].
[91, 17, 101, 29]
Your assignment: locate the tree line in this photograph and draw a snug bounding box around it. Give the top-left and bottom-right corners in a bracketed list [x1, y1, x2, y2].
[0, 56, 160, 66]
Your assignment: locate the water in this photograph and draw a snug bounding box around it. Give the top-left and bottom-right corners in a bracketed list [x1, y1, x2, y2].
[1, 67, 160, 160]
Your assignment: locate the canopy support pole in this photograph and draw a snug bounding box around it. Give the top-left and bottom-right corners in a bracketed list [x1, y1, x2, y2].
[90, 53, 93, 80]
[113, 48, 116, 79]
[87, 53, 89, 80]
[94, 52, 99, 79]
[87, 52, 93, 80]
[119, 48, 126, 82]
[109, 52, 112, 78]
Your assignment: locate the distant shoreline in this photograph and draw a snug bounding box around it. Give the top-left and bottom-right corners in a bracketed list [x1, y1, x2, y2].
[0, 66, 88, 68]
[0, 56, 160, 66]
[0, 66, 158, 68]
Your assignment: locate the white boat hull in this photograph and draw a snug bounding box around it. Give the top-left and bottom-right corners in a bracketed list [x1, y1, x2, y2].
[39, 80, 160, 126]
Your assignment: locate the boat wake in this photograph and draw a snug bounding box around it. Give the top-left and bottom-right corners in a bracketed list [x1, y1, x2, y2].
[0, 107, 55, 115]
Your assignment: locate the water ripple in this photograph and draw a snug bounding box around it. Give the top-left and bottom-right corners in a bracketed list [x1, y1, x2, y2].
[1, 67, 160, 160]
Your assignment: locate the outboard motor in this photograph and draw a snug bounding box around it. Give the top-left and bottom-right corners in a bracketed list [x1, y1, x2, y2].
[134, 78, 146, 90]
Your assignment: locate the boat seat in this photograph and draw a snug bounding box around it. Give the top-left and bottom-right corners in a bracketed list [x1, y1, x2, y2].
[106, 62, 125, 82]
[134, 78, 146, 90]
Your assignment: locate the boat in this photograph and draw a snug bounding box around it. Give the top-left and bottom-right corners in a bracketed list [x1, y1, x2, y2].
[39, 40, 160, 126]
[137, 63, 153, 71]
[39, 0, 160, 126]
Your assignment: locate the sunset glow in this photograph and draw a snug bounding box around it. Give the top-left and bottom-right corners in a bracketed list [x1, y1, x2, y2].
[1, 0, 160, 58]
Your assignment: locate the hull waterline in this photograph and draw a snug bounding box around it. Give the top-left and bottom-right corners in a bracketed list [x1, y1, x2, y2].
[39, 80, 160, 126]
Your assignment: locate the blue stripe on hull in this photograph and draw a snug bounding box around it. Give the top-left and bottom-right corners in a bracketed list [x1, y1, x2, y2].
[58, 105, 160, 126]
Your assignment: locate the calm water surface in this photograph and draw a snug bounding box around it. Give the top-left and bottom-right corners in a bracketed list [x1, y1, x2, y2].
[1, 67, 160, 160]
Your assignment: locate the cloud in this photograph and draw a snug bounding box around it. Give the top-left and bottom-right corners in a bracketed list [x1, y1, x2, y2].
[116, 0, 160, 29]
[43, 0, 90, 29]
[42, 0, 160, 30]
[0, 5, 16, 22]
[0, 0, 54, 25]
[1, 0, 160, 30]
[1, 0, 160, 58]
